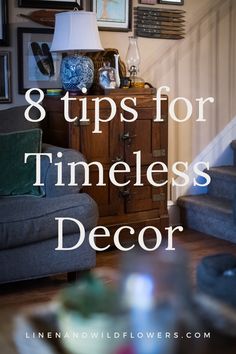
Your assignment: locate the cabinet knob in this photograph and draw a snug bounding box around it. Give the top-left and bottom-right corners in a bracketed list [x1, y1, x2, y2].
[119, 188, 130, 198]
[120, 132, 136, 145]
[111, 156, 124, 163]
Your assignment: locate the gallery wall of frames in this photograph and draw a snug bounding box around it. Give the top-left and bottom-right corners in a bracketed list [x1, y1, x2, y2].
[0, 0, 184, 107]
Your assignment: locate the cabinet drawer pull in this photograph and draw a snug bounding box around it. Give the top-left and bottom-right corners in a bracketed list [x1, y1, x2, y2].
[79, 121, 91, 126]
[119, 188, 130, 198]
[120, 132, 136, 140]
[73, 119, 91, 126]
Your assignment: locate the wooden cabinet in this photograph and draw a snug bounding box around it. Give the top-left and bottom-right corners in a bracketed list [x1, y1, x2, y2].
[44, 89, 168, 235]
[43, 97, 69, 148]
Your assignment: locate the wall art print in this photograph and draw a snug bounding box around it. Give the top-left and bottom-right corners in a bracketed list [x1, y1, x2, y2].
[0, 0, 8, 46]
[92, 0, 132, 31]
[17, 28, 62, 94]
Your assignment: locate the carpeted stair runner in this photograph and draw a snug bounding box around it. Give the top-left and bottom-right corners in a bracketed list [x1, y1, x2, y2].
[177, 141, 236, 242]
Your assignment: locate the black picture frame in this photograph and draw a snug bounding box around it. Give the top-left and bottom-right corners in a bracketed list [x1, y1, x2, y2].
[92, 0, 132, 32]
[17, 27, 62, 94]
[0, 51, 11, 103]
[159, 0, 184, 5]
[0, 0, 8, 46]
[18, 0, 83, 9]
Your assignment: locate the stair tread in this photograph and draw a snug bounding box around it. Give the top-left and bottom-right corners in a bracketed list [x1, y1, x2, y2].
[178, 148, 236, 242]
[208, 166, 236, 179]
[178, 194, 233, 215]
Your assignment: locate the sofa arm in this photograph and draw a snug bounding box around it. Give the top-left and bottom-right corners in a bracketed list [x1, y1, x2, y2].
[41, 144, 86, 197]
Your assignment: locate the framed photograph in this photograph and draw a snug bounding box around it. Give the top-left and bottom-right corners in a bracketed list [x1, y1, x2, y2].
[18, 0, 83, 9]
[0, 0, 8, 46]
[17, 28, 62, 94]
[159, 0, 184, 5]
[92, 0, 132, 32]
[0, 52, 11, 103]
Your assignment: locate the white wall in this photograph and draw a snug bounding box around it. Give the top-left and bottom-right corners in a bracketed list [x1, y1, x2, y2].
[157, 0, 236, 176]
[100, 0, 236, 179]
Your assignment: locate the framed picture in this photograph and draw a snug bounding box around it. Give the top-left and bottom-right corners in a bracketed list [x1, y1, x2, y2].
[18, 0, 83, 9]
[0, 0, 8, 46]
[0, 52, 11, 103]
[159, 0, 184, 5]
[92, 0, 132, 32]
[17, 28, 62, 94]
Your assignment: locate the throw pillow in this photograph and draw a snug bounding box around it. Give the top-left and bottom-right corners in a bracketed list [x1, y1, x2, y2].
[0, 129, 44, 197]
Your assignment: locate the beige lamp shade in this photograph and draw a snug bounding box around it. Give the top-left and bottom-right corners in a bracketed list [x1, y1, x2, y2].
[50, 11, 103, 53]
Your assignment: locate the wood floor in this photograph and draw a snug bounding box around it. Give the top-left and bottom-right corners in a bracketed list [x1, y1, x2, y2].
[1, 228, 236, 310]
[1, 228, 236, 354]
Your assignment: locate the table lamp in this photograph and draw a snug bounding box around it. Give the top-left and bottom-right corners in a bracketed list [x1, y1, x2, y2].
[50, 11, 103, 94]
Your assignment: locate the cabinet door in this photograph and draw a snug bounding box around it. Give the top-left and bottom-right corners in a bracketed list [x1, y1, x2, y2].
[123, 98, 167, 166]
[123, 168, 167, 214]
[69, 94, 168, 220]
[70, 101, 124, 217]
[122, 97, 168, 213]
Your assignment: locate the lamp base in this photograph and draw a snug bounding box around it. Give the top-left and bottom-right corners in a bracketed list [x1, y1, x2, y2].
[60, 55, 94, 93]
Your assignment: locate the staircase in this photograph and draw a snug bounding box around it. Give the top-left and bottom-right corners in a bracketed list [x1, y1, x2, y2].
[178, 141, 236, 243]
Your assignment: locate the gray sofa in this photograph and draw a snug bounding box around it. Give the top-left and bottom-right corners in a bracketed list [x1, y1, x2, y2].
[0, 106, 98, 284]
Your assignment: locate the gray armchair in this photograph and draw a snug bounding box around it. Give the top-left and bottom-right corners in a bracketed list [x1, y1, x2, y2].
[0, 106, 98, 283]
